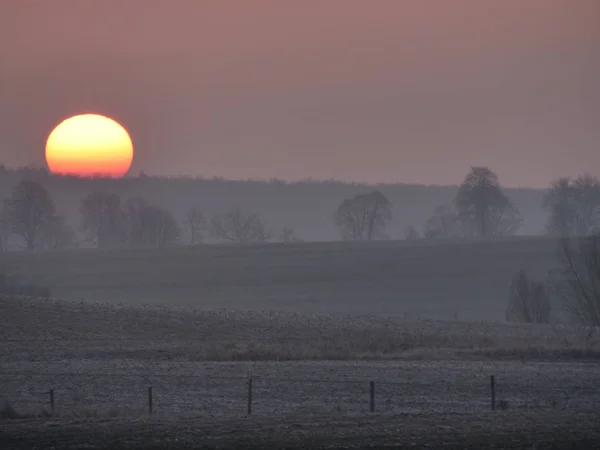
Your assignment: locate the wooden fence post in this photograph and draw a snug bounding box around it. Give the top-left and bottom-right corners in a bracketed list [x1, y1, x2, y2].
[490, 375, 496, 411]
[148, 386, 153, 415]
[247, 377, 253, 416]
[369, 381, 375, 413]
[49, 389, 54, 415]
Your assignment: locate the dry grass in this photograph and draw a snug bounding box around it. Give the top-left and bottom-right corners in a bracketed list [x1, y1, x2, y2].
[2, 409, 600, 449]
[2, 295, 599, 363]
[2, 293, 600, 448]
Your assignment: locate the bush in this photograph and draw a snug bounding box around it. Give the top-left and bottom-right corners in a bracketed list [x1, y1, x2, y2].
[506, 270, 550, 324]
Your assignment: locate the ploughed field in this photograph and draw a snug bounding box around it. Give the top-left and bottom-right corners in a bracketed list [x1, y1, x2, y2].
[2, 236, 559, 321]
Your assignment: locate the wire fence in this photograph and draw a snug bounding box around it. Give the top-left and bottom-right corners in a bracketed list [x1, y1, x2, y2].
[1, 371, 597, 419]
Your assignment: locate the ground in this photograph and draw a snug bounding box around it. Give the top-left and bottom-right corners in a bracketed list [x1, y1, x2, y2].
[1, 238, 598, 449]
[3, 236, 558, 320]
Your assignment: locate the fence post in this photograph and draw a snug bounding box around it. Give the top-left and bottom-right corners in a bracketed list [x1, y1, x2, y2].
[369, 381, 375, 413]
[148, 386, 153, 415]
[49, 389, 54, 415]
[247, 377, 253, 416]
[490, 375, 496, 411]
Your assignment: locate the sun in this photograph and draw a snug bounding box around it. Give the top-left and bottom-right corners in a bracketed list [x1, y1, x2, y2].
[45, 114, 134, 178]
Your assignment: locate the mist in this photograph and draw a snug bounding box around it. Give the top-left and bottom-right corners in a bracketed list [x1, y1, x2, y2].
[2, 2, 600, 449]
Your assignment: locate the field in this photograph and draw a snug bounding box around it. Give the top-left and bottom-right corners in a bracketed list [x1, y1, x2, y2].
[3, 236, 560, 320]
[2, 237, 600, 449]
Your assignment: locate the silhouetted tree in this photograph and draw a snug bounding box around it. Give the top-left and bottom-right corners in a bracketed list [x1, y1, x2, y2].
[423, 205, 461, 239]
[455, 167, 521, 237]
[40, 215, 77, 250]
[125, 198, 181, 248]
[3, 180, 56, 250]
[210, 208, 269, 244]
[333, 191, 392, 241]
[183, 206, 206, 245]
[506, 270, 550, 324]
[544, 175, 600, 237]
[550, 235, 600, 326]
[404, 225, 419, 241]
[0, 209, 12, 252]
[80, 192, 125, 248]
[280, 225, 303, 243]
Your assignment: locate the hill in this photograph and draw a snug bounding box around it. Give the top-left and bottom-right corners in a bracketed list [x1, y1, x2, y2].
[3, 236, 560, 321]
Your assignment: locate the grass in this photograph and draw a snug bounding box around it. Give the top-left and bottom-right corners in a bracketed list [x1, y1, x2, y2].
[2, 236, 561, 321]
[2, 295, 599, 363]
[2, 237, 599, 448]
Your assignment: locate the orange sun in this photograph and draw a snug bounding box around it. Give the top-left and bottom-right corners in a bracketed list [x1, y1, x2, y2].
[45, 114, 134, 178]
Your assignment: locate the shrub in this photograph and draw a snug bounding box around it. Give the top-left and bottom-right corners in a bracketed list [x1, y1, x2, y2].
[506, 270, 550, 324]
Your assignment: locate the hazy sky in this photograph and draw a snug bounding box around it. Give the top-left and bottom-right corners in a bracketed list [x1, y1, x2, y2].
[1, 1, 598, 187]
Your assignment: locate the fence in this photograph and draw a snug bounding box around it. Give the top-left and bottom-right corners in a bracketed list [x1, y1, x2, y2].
[0, 371, 597, 419]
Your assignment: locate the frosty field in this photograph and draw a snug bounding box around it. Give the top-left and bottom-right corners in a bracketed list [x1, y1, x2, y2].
[2, 237, 600, 448]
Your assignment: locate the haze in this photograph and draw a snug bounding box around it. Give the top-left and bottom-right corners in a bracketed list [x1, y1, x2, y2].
[1, 0, 599, 187]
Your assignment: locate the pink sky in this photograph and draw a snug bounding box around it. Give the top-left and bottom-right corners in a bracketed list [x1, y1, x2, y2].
[1, 0, 598, 187]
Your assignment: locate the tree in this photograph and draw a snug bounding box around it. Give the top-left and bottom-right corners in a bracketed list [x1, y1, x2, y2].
[80, 192, 125, 248]
[183, 206, 206, 245]
[280, 225, 303, 243]
[454, 167, 521, 238]
[506, 270, 550, 324]
[544, 175, 600, 237]
[3, 180, 56, 250]
[423, 205, 460, 239]
[124, 198, 181, 248]
[0, 209, 12, 252]
[403, 225, 419, 241]
[333, 191, 392, 241]
[150, 206, 181, 248]
[40, 215, 77, 250]
[210, 208, 270, 244]
[549, 235, 600, 326]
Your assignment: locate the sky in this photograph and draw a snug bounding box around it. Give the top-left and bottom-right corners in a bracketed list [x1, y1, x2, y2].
[1, 0, 599, 188]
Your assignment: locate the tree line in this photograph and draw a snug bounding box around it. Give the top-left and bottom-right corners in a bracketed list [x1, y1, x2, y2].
[0, 181, 302, 251]
[335, 166, 600, 242]
[0, 166, 599, 250]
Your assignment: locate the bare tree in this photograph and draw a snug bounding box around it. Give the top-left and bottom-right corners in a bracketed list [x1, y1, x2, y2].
[0, 209, 12, 252]
[403, 225, 419, 241]
[210, 208, 269, 244]
[151, 206, 181, 248]
[550, 235, 600, 326]
[544, 175, 600, 237]
[506, 270, 550, 324]
[80, 192, 125, 248]
[423, 205, 460, 239]
[455, 167, 521, 238]
[280, 225, 303, 243]
[124, 198, 181, 248]
[333, 191, 392, 241]
[3, 180, 56, 250]
[183, 206, 206, 245]
[40, 215, 78, 250]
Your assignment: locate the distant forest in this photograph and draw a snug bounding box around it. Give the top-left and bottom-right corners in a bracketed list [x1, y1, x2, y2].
[0, 165, 547, 245]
